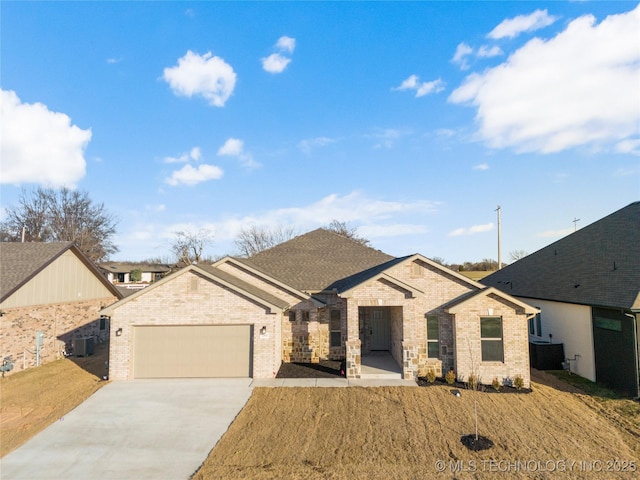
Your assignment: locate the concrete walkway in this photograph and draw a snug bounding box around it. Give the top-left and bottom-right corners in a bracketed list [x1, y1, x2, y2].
[0, 379, 253, 480]
[251, 378, 417, 387]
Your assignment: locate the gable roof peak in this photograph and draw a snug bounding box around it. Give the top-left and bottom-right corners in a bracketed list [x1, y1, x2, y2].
[243, 227, 394, 292]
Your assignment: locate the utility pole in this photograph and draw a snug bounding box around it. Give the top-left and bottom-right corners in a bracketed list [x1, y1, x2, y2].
[496, 205, 502, 270]
[573, 217, 580, 232]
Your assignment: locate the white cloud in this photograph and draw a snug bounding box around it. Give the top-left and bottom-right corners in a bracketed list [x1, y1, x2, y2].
[163, 50, 236, 107]
[163, 146, 201, 164]
[217, 138, 244, 157]
[488, 9, 558, 40]
[106, 57, 122, 64]
[613, 165, 640, 176]
[368, 128, 405, 149]
[217, 137, 260, 169]
[262, 36, 296, 73]
[0, 89, 91, 187]
[394, 75, 445, 97]
[262, 53, 291, 74]
[209, 191, 440, 241]
[359, 223, 429, 238]
[473, 163, 489, 171]
[276, 36, 296, 53]
[477, 45, 503, 58]
[449, 5, 640, 154]
[536, 228, 573, 238]
[165, 164, 223, 186]
[298, 136, 335, 154]
[448, 222, 494, 237]
[614, 138, 640, 156]
[451, 42, 473, 69]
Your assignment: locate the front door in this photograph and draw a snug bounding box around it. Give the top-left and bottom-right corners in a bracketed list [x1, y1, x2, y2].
[370, 309, 390, 350]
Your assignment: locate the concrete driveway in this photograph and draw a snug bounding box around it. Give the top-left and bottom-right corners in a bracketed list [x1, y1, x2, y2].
[0, 379, 253, 480]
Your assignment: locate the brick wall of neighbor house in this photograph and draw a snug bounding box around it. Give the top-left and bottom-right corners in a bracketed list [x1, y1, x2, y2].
[108, 271, 281, 380]
[453, 294, 531, 388]
[0, 297, 116, 375]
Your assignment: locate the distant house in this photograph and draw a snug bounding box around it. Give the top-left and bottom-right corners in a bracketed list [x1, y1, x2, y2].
[103, 229, 537, 386]
[482, 202, 640, 397]
[98, 262, 171, 286]
[0, 242, 121, 374]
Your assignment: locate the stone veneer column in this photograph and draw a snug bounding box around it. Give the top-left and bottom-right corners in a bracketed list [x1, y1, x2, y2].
[345, 339, 361, 378]
[402, 341, 420, 380]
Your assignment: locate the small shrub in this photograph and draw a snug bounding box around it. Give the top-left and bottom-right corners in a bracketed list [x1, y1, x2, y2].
[425, 369, 436, 383]
[491, 377, 502, 392]
[467, 373, 479, 390]
[513, 374, 525, 391]
[445, 369, 456, 385]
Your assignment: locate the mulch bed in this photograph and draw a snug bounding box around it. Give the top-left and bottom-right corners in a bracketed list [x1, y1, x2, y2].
[461, 434, 494, 451]
[276, 360, 343, 378]
[417, 377, 532, 394]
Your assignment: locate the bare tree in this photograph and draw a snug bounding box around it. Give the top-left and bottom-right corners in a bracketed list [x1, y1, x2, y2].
[431, 256, 446, 266]
[509, 250, 528, 262]
[170, 229, 215, 265]
[234, 225, 297, 257]
[325, 220, 370, 246]
[0, 187, 118, 262]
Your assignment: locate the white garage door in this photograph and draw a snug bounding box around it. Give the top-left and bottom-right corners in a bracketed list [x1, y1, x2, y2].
[133, 325, 252, 378]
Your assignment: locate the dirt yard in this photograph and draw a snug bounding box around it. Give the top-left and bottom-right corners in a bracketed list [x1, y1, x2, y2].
[193, 370, 640, 480]
[0, 343, 108, 457]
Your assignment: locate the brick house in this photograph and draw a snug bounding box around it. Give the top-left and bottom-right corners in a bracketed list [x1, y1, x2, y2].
[0, 242, 121, 375]
[104, 229, 536, 386]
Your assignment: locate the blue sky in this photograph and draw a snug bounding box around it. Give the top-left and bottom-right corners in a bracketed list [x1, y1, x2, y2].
[2, 1, 639, 263]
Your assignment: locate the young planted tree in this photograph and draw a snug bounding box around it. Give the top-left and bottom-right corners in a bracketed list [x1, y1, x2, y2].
[0, 187, 119, 262]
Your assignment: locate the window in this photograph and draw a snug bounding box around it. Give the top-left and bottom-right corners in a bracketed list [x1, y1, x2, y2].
[330, 309, 341, 347]
[426, 315, 440, 358]
[302, 311, 310, 322]
[528, 311, 542, 336]
[99, 317, 107, 330]
[480, 317, 504, 362]
[289, 311, 297, 322]
[480, 317, 503, 362]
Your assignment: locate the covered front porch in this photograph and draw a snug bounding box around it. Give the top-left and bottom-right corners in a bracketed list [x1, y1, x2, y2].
[344, 305, 423, 380]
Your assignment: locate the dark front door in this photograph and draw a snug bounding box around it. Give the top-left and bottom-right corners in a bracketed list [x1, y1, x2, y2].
[370, 309, 390, 350]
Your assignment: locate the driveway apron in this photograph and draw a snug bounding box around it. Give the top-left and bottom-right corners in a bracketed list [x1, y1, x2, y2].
[0, 378, 253, 480]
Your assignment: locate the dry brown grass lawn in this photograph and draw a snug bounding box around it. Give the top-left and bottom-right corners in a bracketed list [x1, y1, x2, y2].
[194, 371, 640, 480]
[0, 343, 108, 457]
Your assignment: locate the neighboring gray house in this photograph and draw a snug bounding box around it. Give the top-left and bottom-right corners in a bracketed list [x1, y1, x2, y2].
[483, 202, 640, 397]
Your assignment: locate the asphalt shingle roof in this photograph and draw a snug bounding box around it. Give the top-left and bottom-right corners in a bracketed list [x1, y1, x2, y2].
[482, 202, 640, 310]
[198, 265, 290, 310]
[0, 242, 74, 301]
[239, 228, 395, 292]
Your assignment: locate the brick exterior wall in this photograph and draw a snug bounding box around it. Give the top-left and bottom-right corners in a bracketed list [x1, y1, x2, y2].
[452, 293, 531, 389]
[0, 296, 116, 375]
[106, 258, 531, 383]
[108, 270, 281, 380]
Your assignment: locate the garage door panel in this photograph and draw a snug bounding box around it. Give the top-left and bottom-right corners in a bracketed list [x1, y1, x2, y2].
[133, 325, 251, 378]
